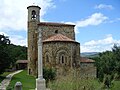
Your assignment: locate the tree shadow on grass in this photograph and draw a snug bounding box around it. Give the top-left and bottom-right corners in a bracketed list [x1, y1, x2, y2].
[10, 76, 21, 81]
[0, 76, 6, 82]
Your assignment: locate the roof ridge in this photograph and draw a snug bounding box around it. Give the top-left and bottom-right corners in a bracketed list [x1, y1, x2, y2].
[80, 57, 95, 63]
[38, 22, 75, 26]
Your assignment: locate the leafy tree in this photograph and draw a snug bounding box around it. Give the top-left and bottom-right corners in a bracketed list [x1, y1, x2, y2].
[0, 34, 10, 44]
[6, 44, 27, 67]
[93, 51, 113, 81]
[0, 35, 12, 74]
[0, 34, 27, 74]
[112, 44, 120, 76]
[92, 44, 120, 82]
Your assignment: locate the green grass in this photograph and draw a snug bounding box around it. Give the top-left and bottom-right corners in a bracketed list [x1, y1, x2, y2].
[49, 80, 120, 90]
[7, 70, 36, 90]
[0, 72, 12, 82]
[48, 76, 101, 90]
[6, 70, 120, 90]
[48, 75, 120, 90]
[111, 80, 120, 90]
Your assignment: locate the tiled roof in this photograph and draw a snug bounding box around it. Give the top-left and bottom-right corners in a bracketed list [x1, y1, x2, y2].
[80, 57, 95, 63]
[38, 22, 75, 26]
[43, 34, 75, 42]
[43, 34, 76, 42]
[16, 60, 28, 64]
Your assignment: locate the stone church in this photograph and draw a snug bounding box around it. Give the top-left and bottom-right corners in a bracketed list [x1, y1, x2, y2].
[27, 5, 96, 77]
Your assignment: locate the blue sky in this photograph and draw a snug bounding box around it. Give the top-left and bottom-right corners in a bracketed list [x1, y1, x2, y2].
[0, 0, 120, 52]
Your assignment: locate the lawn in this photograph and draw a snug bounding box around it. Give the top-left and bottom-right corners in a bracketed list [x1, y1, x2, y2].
[7, 70, 120, 90]
[0, 72, 12, 82]
[7, 70, 36, 90]
[111, 80, 120, 90]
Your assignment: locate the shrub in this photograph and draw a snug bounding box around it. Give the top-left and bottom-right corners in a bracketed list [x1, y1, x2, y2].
[43, 67, 56, 86]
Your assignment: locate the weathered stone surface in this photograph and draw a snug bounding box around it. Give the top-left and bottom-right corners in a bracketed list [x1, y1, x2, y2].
[28, 20, 80, 76]
[27, 5, 96, 78]
[14, 82, 22, 90]
[28, 21, 38, 76]
[40, 24, 75, 40]
[36, 78, 46, 90]
[43, 41, 80, 72]
[80, 62, 96, 78]
[27, 5, 81, 77]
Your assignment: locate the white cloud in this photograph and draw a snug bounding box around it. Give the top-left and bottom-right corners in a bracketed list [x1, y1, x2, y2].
[81, 34, 120, 52]
[0, 32, 8, 36]
[0, 32, 27, 46]
[10, 35, 27, 46]
[0, 0, 55, 46]
[65, 22, 75, 25]
[63, 13, 108, 34]
[109, 18, 120, 23]
[84, 34, 114, 46]
[75, 13, 108, 33]
[0, 0, 55, 31]
[95, 4, 114, 10]
[76, 13, 108, 27]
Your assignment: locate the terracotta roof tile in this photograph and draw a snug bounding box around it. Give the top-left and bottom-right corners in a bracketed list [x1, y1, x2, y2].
[38, 22, 75, 26]
[43, 34, 76, 42]
[80, 57, 95, 63]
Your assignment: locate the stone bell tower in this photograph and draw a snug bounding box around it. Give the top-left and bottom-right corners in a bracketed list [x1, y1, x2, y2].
[27, 5, 41, 76]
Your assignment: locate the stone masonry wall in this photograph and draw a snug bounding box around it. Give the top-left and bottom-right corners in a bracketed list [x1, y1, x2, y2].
[40, 24, 75, 40]
[28, 20, 38, 76]
[28, 22, 80, 76]
[80, 63, 96, 78]
[43, 41, 80, 75]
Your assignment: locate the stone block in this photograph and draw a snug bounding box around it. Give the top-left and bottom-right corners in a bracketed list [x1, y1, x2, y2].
[14, 82, 22, 90]
[36, 78, 46, 90]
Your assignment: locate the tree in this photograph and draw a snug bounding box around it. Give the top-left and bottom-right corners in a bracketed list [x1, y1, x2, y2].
[0, 35, 15, 72]
[6, 45, 27, 67]
[0, 34, 27, 74]
[0, 34, 10, 44]
[96, 51, 114, 81]
[112, 44, 120, 76]
[0, 45, 12, 74]
[0, 34, 12, 74]
[92, 44, 120, 82]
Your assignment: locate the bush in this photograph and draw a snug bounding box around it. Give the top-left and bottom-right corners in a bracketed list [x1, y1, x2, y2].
[48, 74, 99, 90]
[43, 67, 56, 86]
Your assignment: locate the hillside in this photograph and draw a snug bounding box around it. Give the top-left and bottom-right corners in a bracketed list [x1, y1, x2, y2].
[81, 52, 99, 57]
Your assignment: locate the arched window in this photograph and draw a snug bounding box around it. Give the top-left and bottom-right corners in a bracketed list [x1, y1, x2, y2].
[31, 10, 36, 19]
[56, 49, 68, 65]
[59, 54, 65, 64]
[55, 30, 58, 34]
[61, 55, 64, 63]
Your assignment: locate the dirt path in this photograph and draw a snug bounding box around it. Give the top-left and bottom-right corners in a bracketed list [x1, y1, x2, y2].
[0, 70, 23, 90]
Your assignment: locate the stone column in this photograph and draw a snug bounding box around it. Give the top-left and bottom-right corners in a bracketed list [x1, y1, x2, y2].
[36, 27, 46, 90]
